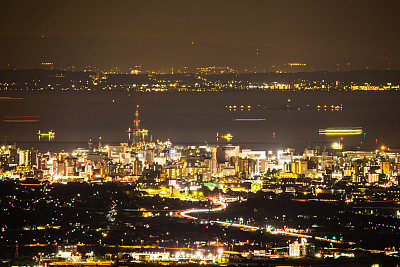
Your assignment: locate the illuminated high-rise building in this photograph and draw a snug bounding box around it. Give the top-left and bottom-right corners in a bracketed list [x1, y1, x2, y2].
[380, 160, 390, 175]
[289, 241, 301, 257]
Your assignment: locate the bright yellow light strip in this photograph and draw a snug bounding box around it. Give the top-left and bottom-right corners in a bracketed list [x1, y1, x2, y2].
[319, 128, 363, 135]
[322, 132, 362, 135]
[324, 129, 362, 132]
[234, 118, 266, 121]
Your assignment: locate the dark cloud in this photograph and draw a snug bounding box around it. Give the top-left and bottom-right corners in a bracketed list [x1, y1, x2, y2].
[0, 0, 399, 70]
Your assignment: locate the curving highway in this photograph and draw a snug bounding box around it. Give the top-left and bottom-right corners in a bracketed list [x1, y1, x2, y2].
[177, 197, 227, 220]
[176, 197, 345, 245]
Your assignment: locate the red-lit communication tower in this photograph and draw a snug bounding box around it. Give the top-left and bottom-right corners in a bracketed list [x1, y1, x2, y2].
[127, 105, 149, 147]
[126, 105, 140, 146]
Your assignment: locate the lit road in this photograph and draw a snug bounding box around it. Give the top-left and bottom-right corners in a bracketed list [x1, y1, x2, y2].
[177, 197, 227, 220]
[271, 229, 344, 244]
[177, 197, 345, 245]
[210, 221, 344, 244]
[210, 220, 259, 230]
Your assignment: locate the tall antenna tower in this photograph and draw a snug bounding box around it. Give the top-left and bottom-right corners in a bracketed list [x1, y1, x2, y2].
[127, 105, 141, 146]
[134, 105, 140, 146]
[127, 105, 148, 147]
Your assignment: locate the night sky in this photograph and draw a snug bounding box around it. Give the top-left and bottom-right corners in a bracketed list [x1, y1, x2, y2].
[1, 0, 399, 71]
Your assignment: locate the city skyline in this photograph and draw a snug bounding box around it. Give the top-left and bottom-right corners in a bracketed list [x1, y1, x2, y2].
[2, 1, 400, 266]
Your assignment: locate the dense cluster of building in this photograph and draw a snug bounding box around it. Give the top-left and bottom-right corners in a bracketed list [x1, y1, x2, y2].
[1, 137, 400, 202]
[1, 69, 400, 92]
[2, 136, 400, 266]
